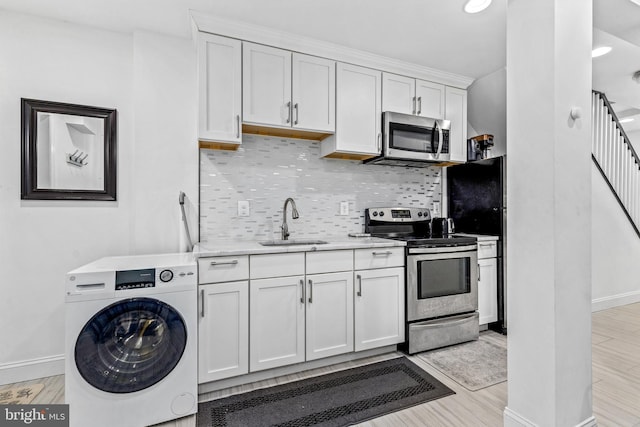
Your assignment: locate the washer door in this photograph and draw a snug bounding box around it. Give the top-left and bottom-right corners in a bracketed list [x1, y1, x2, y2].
[75, 297, 187, 393]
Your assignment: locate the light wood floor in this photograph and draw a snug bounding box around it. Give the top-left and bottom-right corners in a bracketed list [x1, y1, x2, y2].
[5, 302, 640, 426]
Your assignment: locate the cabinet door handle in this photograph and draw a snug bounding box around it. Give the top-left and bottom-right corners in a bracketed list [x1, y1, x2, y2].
[285, 101, 291, 124]
[356, 274, 362, 297]
[417, 97, 422, 115]
[377, 133, 382, 152]
[294, 103, 299, 125]
[210, 260, 239, 266]
[372, 251, 393, 256]
[308, 279, 313, 303]
[478, 264, 481, 281]
[412, 96, 416, 115]
[300, 279, 305, 303]
[200, 289, 205, 318]
[236, 114, 240, 138]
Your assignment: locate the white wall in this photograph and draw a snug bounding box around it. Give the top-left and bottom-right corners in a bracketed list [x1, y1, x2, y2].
[628, 129, 639, 150]
[0, 12, 197, 384]
[467, 67, 507, 158]
[592, 162, 640, 309]
[131, 31, 198, 253]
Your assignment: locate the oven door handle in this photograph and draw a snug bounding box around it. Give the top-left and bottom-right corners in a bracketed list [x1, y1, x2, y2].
[408, 245, 478, 254]
[412, 314, 476, 329]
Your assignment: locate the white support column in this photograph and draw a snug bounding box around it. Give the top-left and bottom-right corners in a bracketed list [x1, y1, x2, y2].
[504, 0, 594, 426]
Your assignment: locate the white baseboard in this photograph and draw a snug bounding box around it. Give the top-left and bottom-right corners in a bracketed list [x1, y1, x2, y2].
[504, 407, 537, 427]
[0, 355, 64, 385]
[505, 408, 596, 427]
[592, 290, 640, 312]
[576, 416, 598, 427]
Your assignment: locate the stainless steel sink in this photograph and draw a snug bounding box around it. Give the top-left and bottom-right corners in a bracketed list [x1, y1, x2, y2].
[259, 239, 328, 246]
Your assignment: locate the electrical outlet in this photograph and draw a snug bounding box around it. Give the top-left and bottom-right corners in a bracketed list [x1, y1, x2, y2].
[237, 200, 250, 217]
[339, 201, 349, 216]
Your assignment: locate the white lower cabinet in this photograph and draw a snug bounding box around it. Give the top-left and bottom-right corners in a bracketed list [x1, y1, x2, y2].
[354, 267, 405, 351]
[478, 257, 498, 325]
[199, 247, 405, 384]
[305, 272, 354, 361]
[198, 281, 249, 383]
[477, 239, 499, 326]
[249, 275, 306, 372]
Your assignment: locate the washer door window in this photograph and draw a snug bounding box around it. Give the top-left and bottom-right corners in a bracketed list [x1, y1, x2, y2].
[75, 297, 187, 393]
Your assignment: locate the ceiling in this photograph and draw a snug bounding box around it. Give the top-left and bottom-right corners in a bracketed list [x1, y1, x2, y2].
[0, 0, 638, 130]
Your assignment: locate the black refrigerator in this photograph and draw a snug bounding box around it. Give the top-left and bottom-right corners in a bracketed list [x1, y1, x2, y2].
[446, 155, 507, 334]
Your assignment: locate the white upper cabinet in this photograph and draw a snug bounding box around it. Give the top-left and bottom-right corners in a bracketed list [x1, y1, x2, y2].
[445, 86, 468, 162]
[198, 33, 242, 146]
[382, 73, 415, 115]
[321, 63, 381, 159]
[416, 80, 445, 119]
[243, 42, 335, 133]
[292, 53, 335, 132]
[243, 42, 292, 127]
[383, 72, 445, 119]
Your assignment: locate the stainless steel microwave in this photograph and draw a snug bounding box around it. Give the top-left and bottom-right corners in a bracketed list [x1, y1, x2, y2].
[365, 112, 451, 167]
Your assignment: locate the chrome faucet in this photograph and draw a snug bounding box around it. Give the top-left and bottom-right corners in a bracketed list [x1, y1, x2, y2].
[281, 197, 299, 240]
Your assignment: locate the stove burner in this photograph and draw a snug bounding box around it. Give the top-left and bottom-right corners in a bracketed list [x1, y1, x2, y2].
[371, 234, 477, 248]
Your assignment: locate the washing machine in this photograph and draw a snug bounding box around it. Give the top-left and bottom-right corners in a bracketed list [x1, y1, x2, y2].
[65, 253, 197, 427]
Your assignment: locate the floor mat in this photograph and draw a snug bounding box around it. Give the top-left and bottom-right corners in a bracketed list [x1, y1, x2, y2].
[418, 334, 507, 391]
[197, 357, 454, 427]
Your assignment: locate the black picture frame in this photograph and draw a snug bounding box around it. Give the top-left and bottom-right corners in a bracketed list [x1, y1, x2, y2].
[21, 98, 117, 201]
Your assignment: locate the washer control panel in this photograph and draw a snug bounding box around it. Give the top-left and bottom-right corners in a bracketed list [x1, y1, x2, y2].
[115, 268, 156, 291]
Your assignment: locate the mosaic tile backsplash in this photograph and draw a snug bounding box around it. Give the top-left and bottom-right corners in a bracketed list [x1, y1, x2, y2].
[200, 134, 442, 242]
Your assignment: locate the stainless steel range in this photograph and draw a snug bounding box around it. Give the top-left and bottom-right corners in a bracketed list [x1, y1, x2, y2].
[365, 207, 479, 354]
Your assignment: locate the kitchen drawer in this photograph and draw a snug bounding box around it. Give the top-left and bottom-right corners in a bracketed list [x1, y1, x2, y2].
[408, 312, 479, 354]
[250, 252, 305, 279]
[306, 250, 354, 274]
[477, 241, 498, 259]
[354, 247, 404, 270]
[199, 255, 249, 284]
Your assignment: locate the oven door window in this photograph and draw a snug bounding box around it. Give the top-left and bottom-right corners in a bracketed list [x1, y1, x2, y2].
[417, 257, 470, 298]
[389, 122, 437, 154]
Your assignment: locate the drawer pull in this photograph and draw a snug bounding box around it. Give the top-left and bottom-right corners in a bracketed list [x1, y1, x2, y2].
[372, 251, 393, 256]
[412, 314, 475, 329]
[210, 260, 239, 266]
[479, 243, 495, 247]
[200, 289, 205, 318]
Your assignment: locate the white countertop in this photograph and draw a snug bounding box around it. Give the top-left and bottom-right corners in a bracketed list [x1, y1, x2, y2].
[455, 233, 499, 242]
[194, 236, 405, 258]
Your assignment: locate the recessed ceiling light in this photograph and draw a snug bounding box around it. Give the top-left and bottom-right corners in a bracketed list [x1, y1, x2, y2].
[619, 118, 635, 123]
[464, 0, 492, 14]
[592, 46, 612, 58]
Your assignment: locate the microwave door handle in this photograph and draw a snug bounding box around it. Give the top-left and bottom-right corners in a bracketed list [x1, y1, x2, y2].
[431, 123, 437, 154]
[436, 121, 444, 159]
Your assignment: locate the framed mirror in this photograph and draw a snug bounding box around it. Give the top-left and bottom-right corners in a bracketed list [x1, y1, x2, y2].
[21, 98, 117, 201]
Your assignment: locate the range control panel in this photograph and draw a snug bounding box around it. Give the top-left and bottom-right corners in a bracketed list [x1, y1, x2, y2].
[366, 207, 431, 222]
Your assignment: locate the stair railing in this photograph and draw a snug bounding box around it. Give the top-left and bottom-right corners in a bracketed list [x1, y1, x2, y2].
[592, 90, 640, 238]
